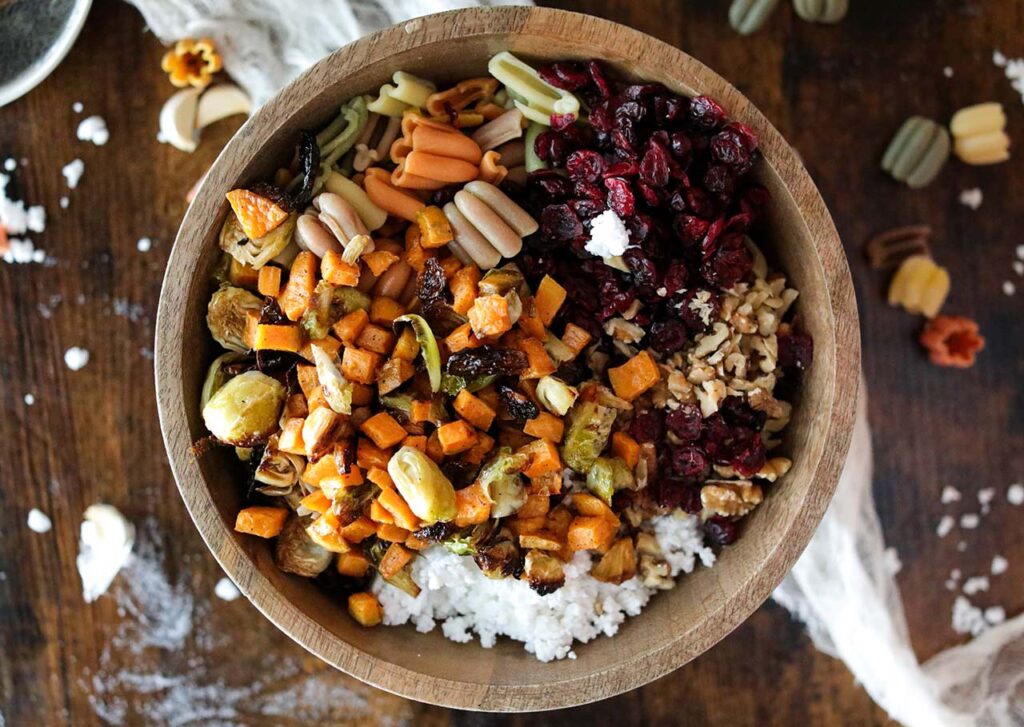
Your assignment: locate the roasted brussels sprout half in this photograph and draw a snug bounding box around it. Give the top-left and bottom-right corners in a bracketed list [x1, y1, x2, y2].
[586, 456, 635, 506]
[200, 352, 245, 410]
[440, 373, 499, 396]
[478, 447, 529, 518]
[202, 370, 286, 446]
[523, 549, 565, 595]
[387, 446, 457, 523]
[535, 375, 579, 416]
[274, 516, 332, 577]
[478, 265, 525, 297]
[473, 537, 522, 579]
[562, 400, 617, 473]
[299, 280, 336, 341]
[367, 539, 421, 598]
[331, 286, 371, 318]
[311, 344, 352, 415]
[253, 442, 305, 496]
[220, 213, 297, 270]
[206, 285, 263, 353]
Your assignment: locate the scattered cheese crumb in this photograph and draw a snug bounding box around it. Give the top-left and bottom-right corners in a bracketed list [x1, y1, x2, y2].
[156, 130, 168, 144]
[940, 485, 961, 504]
[978, 487, 996, 514]
[958, 188, 983, 210]
[943, 66, 954, 78]
[1008, 483, 1024, 506]
[214, 577, 241, 601]
[27, 508, 52, 533]
[62, 159, 84, 189]
[1016, 245, 1024, 260]
[936, 515, 955, 537]
[585, 210, 632, 260]
[952, 595, 987, 636]
[64, 347, 90, 371]
[1003, 281, 1016, 296]
[136, 237, 153, 252]
[882, 547, 902, 575]
[72, 101, 83, 113]
[957, 541, 968, 552]
[77, 504, 134, 603]
[76, 115, 109, 146]
[984, 606, 1006, 625]
[992, 49, 1024, 105]
[963, 575, 989, 595]
[1, 173, 46, 236]
[960, 513, 980, 529]
[993, 50, 1007, 67]
[24, 393, 34, 406]
[59, 196, 69, 209]
[1013, 260, 1024, 276]
[3, 158, 15, 171]
[991, 555, 1008, 575]
[3, 239, 46, 264]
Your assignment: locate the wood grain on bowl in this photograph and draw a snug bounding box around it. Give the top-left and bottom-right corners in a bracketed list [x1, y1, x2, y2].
[154, 6, 859, 711]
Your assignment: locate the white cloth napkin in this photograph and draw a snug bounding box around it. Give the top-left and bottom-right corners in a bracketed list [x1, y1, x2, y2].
[124, 1, 1024, 722]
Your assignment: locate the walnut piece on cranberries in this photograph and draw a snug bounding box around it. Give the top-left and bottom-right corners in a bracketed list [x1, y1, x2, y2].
[919, 315, 985, 368]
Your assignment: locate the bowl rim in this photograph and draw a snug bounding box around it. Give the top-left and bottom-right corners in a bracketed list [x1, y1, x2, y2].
[155, 5, 860, 711]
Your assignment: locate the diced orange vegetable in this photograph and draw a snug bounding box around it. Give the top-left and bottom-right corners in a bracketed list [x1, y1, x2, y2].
[572, 492, 620, 526]
[517, 492, 551, 519]
[243, 309, 260, 349]
[257, 265, 282, 297]
[376, 523, 410, 542]
[376, 357, 416, 395]
[392, 327, 420, 362]
[402, 434, 428, 452]
[454, 482, 491, 527]
[378, 542, 413, 579]
[534, 275, 567, 326]
[460, 432, 495, 465]
[546, 505, 573, 538]
[611, 431, 641, 469]
[351, 383, 374, 406]
[521, 438, 562, 478]
[404, 224, 435, 272]
[341, 347, 382, 385]
[360, 411, 408, 449]
[333, 309, 370, 347]
[254, 323, 302, 352]
[405, 534, 431, 551]
[337, 551, 371, 578]
[348, 592, 383, 626]
[321, 250, 361, 287]
[377, 488, 419, 531]
[354, 323, 395, 355]
[561, 323, 592, 356]
[296, 364, 318, 398]
[519, 531, 563, 551]
[567, 515, 617, 551]
[523, 412, 564, 443]
[277, 417, 306, 455]
[229, 258, 260, 289]
[416, 205, 454, 248]
[475, 385, 500, 412]
[529, 471, 562, 497]
[298, 335, 342, 363]
[517, 298, 546, 340]
[467, 294, 512, 339]
[277, 251, 318, 321]
[519, 337, 556, 379]
[409, 400, 434, 424]
[369, 500, 394, 525]
[370, 297, 405, 327]
[226, 188, 288, 240]
[320, 466, 364, 493]
[307, 511, 349, 552]
[234, 506, 289, 538]
[283, 393, 308, 419]
[361, 250, 399, 276]
[439, 255, 462, 280]
[299, 490, 332, 514]
[366, 466, 394, 490]
[425, 431, 444, 463]
[444, 322, 483, 353]
[437, 420, 478, 455]
[302, 449, 343, 486]
[307, 386, 329, 412]
[450, 265, 481, 315]
[607, 350, 661, 402]
[341, 517, 377, 544]
[357, 438, 392, 470]
[509, 515, 545, 536]
[453, 390, 496, 431]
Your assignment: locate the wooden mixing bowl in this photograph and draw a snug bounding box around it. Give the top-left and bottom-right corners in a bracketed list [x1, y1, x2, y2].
[155, 6, 859, 711]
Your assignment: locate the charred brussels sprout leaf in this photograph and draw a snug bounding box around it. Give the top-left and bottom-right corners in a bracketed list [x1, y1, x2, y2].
[446, 346, 529, 377]
[206, 285, 263, 353]
[331, 286, 371, 319]
[367, 540, 421, 598]
[440, 373, 499, 396]
[200, 352, 245, 410]
[393, 314, 442, 393]
[586, 456, 635, 506]
[290, 130, 320, 209]
[275, 516, 332, 577]
[524, 549, 565, 595]
[478, 447, 529, 518]
[299, 280, 336, 341]
[478, 265, 525, 297]
[562, 400, 617, 473]
[473, 538, 523, 579]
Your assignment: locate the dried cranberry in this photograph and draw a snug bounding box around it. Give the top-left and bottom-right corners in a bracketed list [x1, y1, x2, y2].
[615, 100, 646, 123]
[711, 122, 758, 172]
[701, 217, 726, 256]
[623, 248, 660, 290]
[621, 83, 666, 100]
[703, 164, 735, 195]
[685, 187, 716, 219]
[539, 62, 591, 90]
[566, 149, 606, 183]
[569, 198, 606, 221]
[636, 180, 661, 207]
[678, 288, 720, 334]
[672, 446, 709, 479]
[589, 102, 616, 134]
[688, 95, 727, 132]
[535, 129, 570, 164]
[611, 127, 638, 156]
[603, 160, 640, 178]
[586, 59, 612, 99]
[701, 232, 752, 290]
[673, 213, 710, 244]
[540, 203, 583, 242]
[658, 478, 702, 512]
[639, 141, 671, 188]
[650, 319, 688, 354]
[731, 433, 766, 476]
[662, 259, 689, 295]
[705, 517, 738, 546]
[629, 409, 664, 443]
[528, 170, 572, 200]
[740, 185, 770, 223]
[604, 177, 636, 216]
[669, 132, 693, 161]
[550, 113, 577, 132]
[666, 403, 703, 442]
[778, 328, 814, 372]
[656, 95, 687, 123]
[720, 396, 767, 431]
[598, 277, 636, 320]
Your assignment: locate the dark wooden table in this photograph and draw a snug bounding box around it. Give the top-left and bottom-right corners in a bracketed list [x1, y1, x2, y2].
[2, 1, 1020, 724]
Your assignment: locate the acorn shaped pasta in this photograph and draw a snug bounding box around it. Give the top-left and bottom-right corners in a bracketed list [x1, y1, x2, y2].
[887, 255, 950, 318]
[950, 102, 1010, 165]
[729, 0, 781, 35]
[881, 116, 950, 188]
[793, 0, 848, 23]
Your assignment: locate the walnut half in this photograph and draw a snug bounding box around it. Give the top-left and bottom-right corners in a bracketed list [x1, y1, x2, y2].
[700, 480, 764, 517]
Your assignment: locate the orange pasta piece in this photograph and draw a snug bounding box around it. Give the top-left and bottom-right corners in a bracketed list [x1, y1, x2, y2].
[363, 167, 425, 223]
[426, 77, 499, 116]
[398, 151, 479, 186]
[477, 150, 507, 186]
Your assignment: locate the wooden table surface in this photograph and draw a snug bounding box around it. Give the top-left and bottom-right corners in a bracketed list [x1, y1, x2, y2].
[1, 1, 1021, 724]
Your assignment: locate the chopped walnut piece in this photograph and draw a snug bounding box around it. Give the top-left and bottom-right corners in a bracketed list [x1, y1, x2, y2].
[919, 315, 985, 368]
[700, 480, 764, 517]
[754, 457, 792, 482]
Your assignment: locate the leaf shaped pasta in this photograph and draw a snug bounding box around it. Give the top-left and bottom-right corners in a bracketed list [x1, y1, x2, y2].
[487, 51, 579, 125]
[887, 255, 950, 318]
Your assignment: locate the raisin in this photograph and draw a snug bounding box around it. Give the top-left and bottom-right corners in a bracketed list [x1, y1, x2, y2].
[498, 385, 540, 421]
[446, 346, 529, 377]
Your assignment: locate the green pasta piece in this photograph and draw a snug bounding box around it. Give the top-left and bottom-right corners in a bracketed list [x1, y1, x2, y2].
[524, 122, 547, 172]
[881, 116, 950, 188]
[881, 118, 919, 172]
[793, 0, 848, 23]
[729, 0, 781, 35]
[488, 51, 579, 125]
[906, 128, 951, 189]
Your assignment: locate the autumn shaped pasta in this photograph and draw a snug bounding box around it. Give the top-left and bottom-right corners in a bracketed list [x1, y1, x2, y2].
[950, 102, 1011, 165]
[887, 255, 950, 318]
[367, 71, 436, 117]
[426, 77, 499, 118]
[881, 116, 950, 188]
[390, 113, 483, 189]
[471, 108, 526, 151]
[362, 167, 425, 223]
[487, 51, 580, 125]
[321, 172, 387, 231]
[919, 315, 985, 368]
[792, 0, 848, 23]
[729, 0, 781, 34]
[352, 113, 403, 173]
[864, 224, 932, 269]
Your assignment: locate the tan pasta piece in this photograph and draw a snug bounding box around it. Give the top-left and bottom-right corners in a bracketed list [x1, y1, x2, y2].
[881, 116, 950, 188]
[793, 0, 848, 23]
[950, 102, 1010, 165]
[443, 202, 502, 269]
[887, 255, 950, 318]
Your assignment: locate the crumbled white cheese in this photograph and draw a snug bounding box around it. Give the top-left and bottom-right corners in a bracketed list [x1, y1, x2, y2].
[978, 487, 996, 514]
[991, 555, 1008, 575]
[960, 513, 980, 529]
[963, 576, 989, 595]
[984, 606, 1006, 625]
[3, 158, 15, 172]
[72, 101, 83, 113]
[59, 196, 69, 209]
[214, 577, 241, 601]
[993, 49, 1024, 105]
[62, 159, 84, 189]
[882, 547, 902, 575]
[1013, 260, 1024, 276]
[940, 485, 961, 504]
[584, 210, 632, 261]
[957, 541, 968, 552]
[1008, 483, 1024, 505]
[64, 347, 90, 371]
[24, 393, 34, 406]
[27, 508, 52, 533]
[1, 173, 46, 236]
[1003, 281, 1016, 296]
[76, 115, 109, 146]
[958, 188, 982, 210]
[3, 239, 46, 264]
[994, 50, 1007, 67]
[77, 504, 135, 603]
[136, 237, 153, 252]
[936, 515, 955, 537]
[943, 66, 954, 78]
[952, 595, 987, 636]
